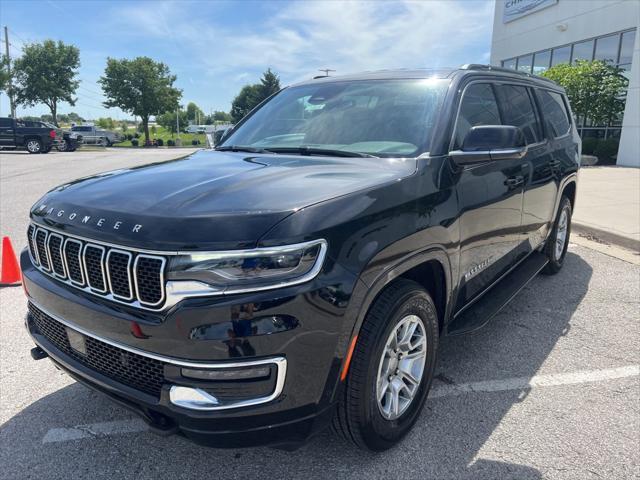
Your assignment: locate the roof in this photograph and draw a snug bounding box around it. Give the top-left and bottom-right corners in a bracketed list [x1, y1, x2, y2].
[293, 64, 560, 90]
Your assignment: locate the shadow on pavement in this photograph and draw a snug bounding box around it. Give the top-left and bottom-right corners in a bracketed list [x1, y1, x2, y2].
[0, 252, 592, 479]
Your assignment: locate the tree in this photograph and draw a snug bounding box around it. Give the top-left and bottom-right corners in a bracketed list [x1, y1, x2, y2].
[258, 68, 281, 99]
[96, 117, 115, 129]
[13, 40, 80, 126]
[157, 109, 188, 136]
[230, 69, 281, 122]
[212, 110, 232, 123]
[67, 112, 84, 123]
[99, 56, 181, 144]
[541, 60, 628, 127]
[0, 55, 11, 95]
[186, 101, 204, 124]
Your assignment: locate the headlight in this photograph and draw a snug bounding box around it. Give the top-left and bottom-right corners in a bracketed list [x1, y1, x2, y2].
[169, 239, 327, 294]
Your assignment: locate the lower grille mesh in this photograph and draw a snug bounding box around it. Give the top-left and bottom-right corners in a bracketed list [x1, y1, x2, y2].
[29, 303, 165, 398]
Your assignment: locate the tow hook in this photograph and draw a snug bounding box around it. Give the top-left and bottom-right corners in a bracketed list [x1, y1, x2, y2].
[30, 346, 48, 360]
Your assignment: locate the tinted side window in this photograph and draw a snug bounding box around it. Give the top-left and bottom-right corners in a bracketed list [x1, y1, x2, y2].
[454, 83, 501, 149]
[0, 118, 13, 128]
[495, 85, 541, 144]
[537, 90, 571, 138]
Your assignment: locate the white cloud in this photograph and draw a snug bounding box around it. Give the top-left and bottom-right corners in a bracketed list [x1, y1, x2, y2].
[120, 0, 494, 85]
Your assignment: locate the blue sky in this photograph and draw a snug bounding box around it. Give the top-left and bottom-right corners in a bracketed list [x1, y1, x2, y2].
[0, 0, 494, 120]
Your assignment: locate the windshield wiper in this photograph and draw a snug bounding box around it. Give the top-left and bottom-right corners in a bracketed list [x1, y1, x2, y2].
[215, 145, 274, 154]
[267, 146, 378, 158]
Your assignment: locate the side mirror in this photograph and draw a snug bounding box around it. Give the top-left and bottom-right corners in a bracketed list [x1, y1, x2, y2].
[450, 125, 528, 164]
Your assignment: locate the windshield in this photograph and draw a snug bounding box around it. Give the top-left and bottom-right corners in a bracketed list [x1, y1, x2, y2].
[221, 78, 449, 157]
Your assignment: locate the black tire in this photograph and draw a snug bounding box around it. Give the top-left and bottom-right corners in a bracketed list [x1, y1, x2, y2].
[25, 138, 42, 154]
[57, 140, 68, 152]
[542, 196, 572, 275]
[333, 279, 439, 451]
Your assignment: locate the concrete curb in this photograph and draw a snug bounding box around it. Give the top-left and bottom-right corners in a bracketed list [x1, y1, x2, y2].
[572, 222, 640, 252]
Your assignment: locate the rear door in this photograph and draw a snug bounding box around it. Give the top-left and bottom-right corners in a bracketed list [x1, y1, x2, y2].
[452, 81, 527, 310]
[494, 83, 555, 249]
[0, 118, 15, 147]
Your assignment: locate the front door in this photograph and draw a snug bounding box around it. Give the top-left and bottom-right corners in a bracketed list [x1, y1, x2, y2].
[451, 82, 526, 311]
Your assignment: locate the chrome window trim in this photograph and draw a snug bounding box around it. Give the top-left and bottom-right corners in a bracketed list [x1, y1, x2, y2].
[46, 232, 67, 279]
[82, 244, 107, 293]
[105, 249, 134, 301]
[35, 227, 51, 272]
[133, 254, 167, 307]
[28, 299, 287, 410]
[62, 238, 85, 286]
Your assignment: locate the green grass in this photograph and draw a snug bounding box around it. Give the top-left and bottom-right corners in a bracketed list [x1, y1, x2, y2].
[112, 126, 207, 147]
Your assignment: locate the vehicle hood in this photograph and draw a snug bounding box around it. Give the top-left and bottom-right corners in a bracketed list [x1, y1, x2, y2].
[31, 150, 416, 250]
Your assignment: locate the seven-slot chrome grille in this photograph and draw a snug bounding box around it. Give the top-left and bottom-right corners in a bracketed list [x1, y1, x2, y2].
[27, 224, 166, 310]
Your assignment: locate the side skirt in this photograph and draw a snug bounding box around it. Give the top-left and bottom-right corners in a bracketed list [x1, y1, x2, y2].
[446, 251, 548, 336]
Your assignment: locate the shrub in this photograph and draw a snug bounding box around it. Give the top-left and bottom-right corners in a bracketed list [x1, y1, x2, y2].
[191, 139, 200, 145]
[134, 132, 140, 139]
[156, 138, 164, 146]
[126, 133, 133, 141]
[167, 139, 175, 146]
[581, 137, 598, 155]
[594, 137, 619, 164]
[131, 138, 139, 146]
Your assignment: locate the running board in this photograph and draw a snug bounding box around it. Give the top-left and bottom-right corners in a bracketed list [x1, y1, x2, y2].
[447, 252, 549, 336]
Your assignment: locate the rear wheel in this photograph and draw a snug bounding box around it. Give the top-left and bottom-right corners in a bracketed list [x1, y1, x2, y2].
[542, 196, 572, 274]
[333, 279, 438, 451]
[57, 140, 68, 152]
[26, 138, 42, 154]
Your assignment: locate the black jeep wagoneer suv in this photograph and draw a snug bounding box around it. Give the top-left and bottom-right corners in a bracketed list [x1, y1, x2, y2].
[23, 65, 580, 451]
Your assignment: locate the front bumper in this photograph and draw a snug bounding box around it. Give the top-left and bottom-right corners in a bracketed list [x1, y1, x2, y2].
[21, 249, 359, 447]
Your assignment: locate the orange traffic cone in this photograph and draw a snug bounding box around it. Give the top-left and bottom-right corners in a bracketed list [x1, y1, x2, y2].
[0, 236, 22, 287]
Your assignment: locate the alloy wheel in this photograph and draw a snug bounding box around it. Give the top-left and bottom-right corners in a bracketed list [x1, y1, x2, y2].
[376, 314, 427, 420]
[555, 209, 568, 260]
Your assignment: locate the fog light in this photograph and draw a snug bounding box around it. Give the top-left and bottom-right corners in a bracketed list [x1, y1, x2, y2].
[181, 365, 270, 381]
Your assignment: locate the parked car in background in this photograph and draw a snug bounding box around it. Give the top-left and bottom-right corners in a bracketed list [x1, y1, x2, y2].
[0, 117, 56, 154]
[23, 121, 83, 152]
[71, 125, 120, 146]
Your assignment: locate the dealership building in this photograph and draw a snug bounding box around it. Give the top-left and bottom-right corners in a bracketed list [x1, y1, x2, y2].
[491, 0, 639, 167]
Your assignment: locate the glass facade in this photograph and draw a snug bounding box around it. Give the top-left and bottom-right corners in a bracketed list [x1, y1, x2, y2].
[501, 28, 636, 140]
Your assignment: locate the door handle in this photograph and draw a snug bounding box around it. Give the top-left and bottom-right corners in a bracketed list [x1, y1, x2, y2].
[505, 175, 524, 188]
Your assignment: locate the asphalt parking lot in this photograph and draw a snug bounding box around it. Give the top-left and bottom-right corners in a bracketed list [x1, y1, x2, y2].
[1, 149, 639, 480]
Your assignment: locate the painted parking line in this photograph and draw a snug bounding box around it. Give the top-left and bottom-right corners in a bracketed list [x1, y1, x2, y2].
[429, 364, 640, 398]
[42, 365, 639, 444]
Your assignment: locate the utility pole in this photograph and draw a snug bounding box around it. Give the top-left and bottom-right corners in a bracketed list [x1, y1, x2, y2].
[318, 68, 336, 77]
[4, 26, 16, 118]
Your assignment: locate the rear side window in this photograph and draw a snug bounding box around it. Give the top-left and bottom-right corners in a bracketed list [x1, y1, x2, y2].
[537, 90, 571, 137]
[0, 118, 13, 128]
[454, 83, 501, 149]
[495, 85, 541, 144]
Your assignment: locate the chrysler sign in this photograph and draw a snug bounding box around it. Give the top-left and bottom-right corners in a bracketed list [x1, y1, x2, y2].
[503, 0, 558, 23]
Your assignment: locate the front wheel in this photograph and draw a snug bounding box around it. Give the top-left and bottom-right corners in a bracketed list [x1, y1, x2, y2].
[26, 138, 42, 154]
[542, 196, 572, 274]
[333, 279, 439, 451]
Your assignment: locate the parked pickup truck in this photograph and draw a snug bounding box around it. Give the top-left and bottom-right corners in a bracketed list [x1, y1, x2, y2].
[23, 120, 83, 152]
[71, 125, 120, 146]
[23, 65, 580, 452]
[0, 117, 57, 153]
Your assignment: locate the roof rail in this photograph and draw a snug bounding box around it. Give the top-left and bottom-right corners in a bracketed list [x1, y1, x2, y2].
[459, 64, 557, 85]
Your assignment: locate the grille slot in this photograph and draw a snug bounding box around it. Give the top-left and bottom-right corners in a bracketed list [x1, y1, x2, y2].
[35, 228, 50, 270]
[28, 224, 166, 310]
[47, 234, 66, 277]
[64, 239, 84, 285]
[83, 245, 106, 292]
[107, 250, 133, 300]
[27, 224, 38, 265]
[29, 302, 165, 397]
[135, 255, 165, 306]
